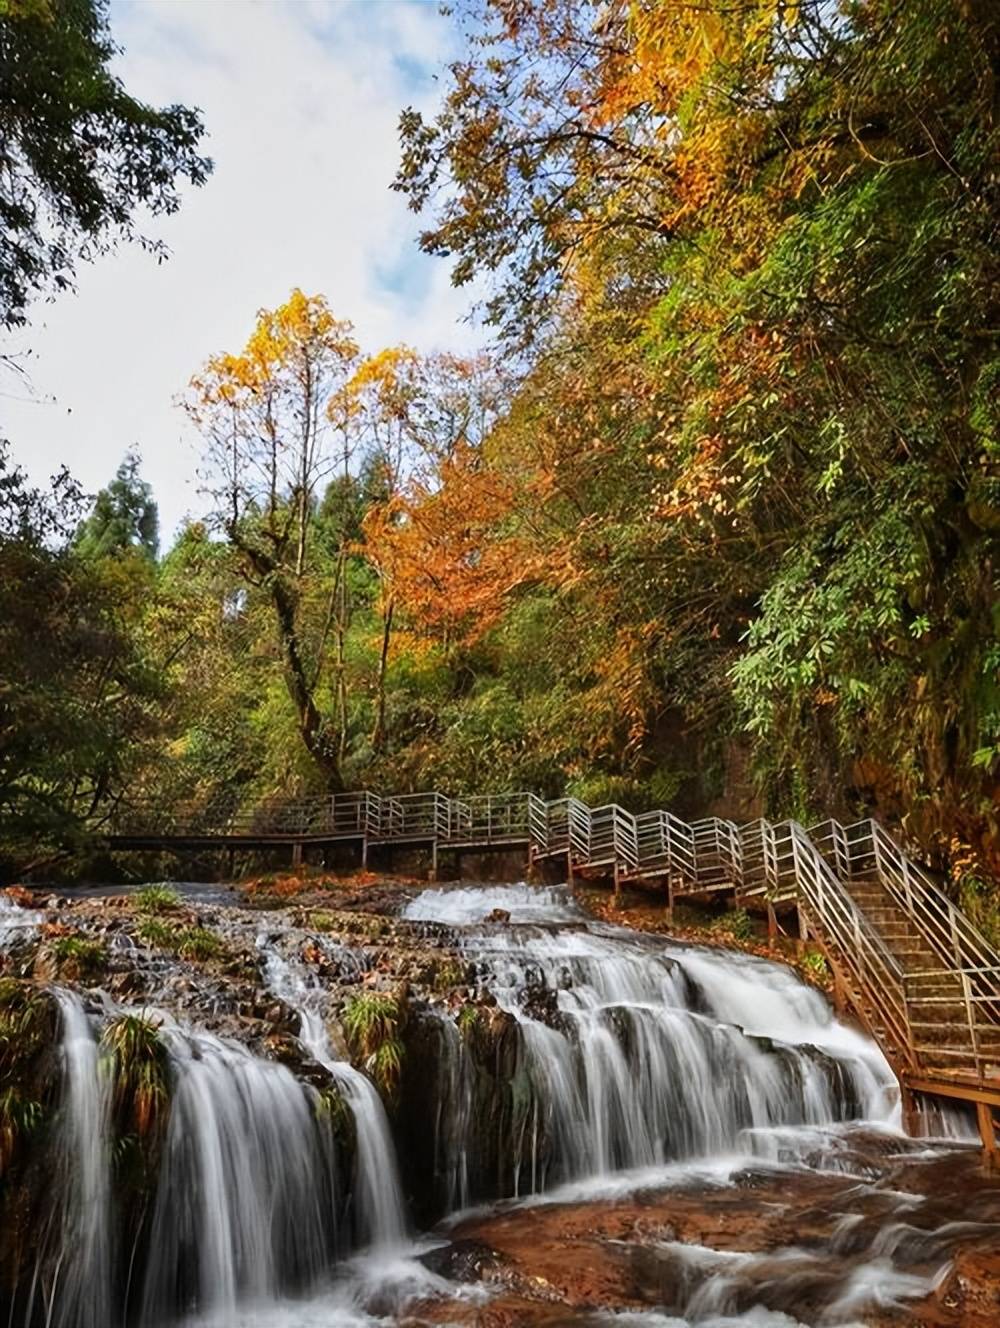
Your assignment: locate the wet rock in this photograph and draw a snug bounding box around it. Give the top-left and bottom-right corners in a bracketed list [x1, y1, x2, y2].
[419, 1238, 504, 1282]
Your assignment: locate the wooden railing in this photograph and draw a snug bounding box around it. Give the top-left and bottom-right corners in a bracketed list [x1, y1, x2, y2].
[109, 789, 1000, 1086]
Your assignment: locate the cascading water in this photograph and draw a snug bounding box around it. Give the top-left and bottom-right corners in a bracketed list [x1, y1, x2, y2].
[140, 1022, 338, 1323]
[258, 940, 407, 1252]
[43, 990, 114, 1328]
[404, 884, 897, 1193]
[3, 882, 993, 1328]
[0, 892, 40, 948]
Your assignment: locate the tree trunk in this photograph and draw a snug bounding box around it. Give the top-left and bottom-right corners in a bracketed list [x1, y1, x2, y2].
[371, 594, 394, 754]
[271, 576, 343, 790]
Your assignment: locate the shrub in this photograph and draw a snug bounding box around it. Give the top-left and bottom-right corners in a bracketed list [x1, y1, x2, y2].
[710, 908, 755, 943]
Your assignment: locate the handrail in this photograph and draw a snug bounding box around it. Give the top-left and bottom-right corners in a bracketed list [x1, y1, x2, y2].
[108, 788, 1000, 1085]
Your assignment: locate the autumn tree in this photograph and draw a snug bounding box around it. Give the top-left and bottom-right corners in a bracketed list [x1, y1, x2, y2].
[187, 290, 359, 789]
[398, 0, 1000, 871]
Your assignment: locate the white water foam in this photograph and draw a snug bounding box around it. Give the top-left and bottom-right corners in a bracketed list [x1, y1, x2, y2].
[404, 884, 898, 1195]
[259, 940, 407, 1253]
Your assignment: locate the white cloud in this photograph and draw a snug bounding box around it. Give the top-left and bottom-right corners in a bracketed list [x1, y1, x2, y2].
[3, 0, 477, 538]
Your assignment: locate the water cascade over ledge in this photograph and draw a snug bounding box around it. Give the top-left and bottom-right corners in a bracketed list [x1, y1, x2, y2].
[403, 884, 898, 1195]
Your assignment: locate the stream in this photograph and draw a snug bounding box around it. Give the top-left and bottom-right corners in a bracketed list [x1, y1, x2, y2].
[1, 883, 997, 1327]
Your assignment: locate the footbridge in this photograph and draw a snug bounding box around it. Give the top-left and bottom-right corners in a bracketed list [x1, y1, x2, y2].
[107, 790, 1000, 1160]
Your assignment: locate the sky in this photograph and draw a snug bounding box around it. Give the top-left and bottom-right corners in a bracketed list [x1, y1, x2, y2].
[4, 0, 477, 540]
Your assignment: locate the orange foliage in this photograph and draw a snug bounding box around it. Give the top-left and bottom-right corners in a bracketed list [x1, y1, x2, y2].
[362, 443, 538, 646]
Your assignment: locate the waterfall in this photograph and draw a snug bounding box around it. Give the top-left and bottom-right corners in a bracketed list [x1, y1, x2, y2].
[403, 885, 898, 1194]
[140, 1024, 336, 1323]
[0, 892, 40, 948]
[47, 990, 114, 1328]
[259, 940, 407, 1252]
[432, 1016, 473, 1213]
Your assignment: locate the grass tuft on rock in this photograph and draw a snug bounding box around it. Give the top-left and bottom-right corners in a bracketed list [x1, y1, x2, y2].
[135, 916, 225, 963]
[342, 991, 405, 1099]
[134, 885, 181, 914]
[101, 1014, 169, 1139]
[51, 934, 107, 979]
[0, 1088, 43, 1175]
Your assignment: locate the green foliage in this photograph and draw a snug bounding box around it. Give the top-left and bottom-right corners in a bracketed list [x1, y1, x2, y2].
[456, 1003, 480, 1038]
[0, 980, 49, 1065]
[307, 912, 337, 933]
[0, 0, 210, 327]
[800, 949, 830, 984]
[135, 916, 224, 962]
[710, 909, 755, 944]
[135, 916, 174, 950]
[314, 1082, 353, 1146]
[133, 885, 180, 914]
[956, 875, 1000, 951]
[75, 453, 159, 561]
[433, 958, 467, 992]
[0, 444, 166, 877]
[101, 1013, 168, 1139]
[176, 927, 224, 962]
[341, 991, 405, 1098]
[52, 935, 106, 977]
[0, 1087, 43, 1174]
[0, 982, 52, 1171]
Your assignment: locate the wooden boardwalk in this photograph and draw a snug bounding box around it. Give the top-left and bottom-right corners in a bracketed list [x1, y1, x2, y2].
[107, 789, 1000, 1160]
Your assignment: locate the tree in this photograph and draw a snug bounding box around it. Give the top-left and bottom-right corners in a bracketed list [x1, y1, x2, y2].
[0, 0, 211, 328]
[187, 290, 359, 789]
[74, 451, 159, 560]
[0, 442, 163, 873]
[395, 0, 1000, 871]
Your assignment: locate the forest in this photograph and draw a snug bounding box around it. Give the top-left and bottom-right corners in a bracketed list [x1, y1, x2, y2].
[1, 0, 998, 939]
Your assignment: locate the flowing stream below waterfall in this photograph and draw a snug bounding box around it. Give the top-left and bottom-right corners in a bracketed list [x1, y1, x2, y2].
[0, 881, 997, 1328]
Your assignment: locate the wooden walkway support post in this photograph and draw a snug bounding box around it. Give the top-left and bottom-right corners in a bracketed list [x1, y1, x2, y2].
[977, 1102, 998, 1169]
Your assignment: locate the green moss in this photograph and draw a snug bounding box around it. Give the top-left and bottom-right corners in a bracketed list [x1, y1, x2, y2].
[308, 911, 338, 933]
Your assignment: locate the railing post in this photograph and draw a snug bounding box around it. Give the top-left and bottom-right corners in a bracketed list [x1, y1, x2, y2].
[961, 970, 981, 1079]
